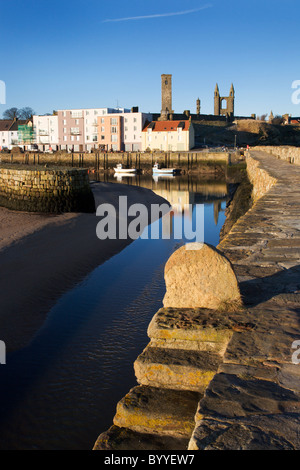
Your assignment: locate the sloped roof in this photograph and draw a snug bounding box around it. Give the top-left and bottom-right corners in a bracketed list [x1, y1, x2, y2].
[143, 120, 191, 132]
[10, 120, 28, 131]
[0, 120, 13, 131]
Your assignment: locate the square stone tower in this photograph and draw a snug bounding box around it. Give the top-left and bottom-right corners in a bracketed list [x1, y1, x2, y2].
[159, 74, 174, 120]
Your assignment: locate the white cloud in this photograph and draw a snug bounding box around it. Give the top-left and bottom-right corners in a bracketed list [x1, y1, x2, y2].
[102, 5, 213, 23]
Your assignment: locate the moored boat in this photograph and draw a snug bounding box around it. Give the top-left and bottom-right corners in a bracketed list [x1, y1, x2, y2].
[152, 162, 176, 174]
[114, 163, 137, 174]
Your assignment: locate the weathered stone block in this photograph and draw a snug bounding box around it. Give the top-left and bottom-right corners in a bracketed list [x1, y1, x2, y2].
[113, 385, 201, 437]
[163, 243, 242, 310]
[93, 425, 189, 451]
[134, 346, 221, 392]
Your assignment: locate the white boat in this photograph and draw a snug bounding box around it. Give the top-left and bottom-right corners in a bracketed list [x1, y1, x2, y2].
[114, 163, 137, 174]
[152, 162, 176, 174]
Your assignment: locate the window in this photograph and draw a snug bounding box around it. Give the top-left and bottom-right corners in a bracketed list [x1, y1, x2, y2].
[111, 135, 117, 142]
[71, 110, 83, 118]
[63, 136, 67, 141]
[133, 118, 137, 123]
[111, 126, 117, 133]
[101, 126, 105, 132]
[63, 120, 67, 125]
[63, 128, 67, 133]
[101, 118, 105, 123]
[94, 110, 98, 115]
[87, 136, 90, 141]
[63, 111, 66, 117]
[101, 135, 105, 140]
[110, 118, 117, 125]
[77, 136, 80, 141]
[71, 136, 74, 141]
[71, 127, 80, 134]
[75, 119, 79, 125]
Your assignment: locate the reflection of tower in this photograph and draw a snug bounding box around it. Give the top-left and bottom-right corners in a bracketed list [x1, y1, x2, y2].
[213, 200, 222, 225]
[159, 74, 174, 121]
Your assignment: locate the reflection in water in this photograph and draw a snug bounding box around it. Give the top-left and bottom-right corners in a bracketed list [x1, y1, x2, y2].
[99, 172, 228, 223]
[0, 174, 229, 450]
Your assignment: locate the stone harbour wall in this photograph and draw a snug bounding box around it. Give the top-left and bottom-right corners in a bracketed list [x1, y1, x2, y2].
[245, 152, 277, 203]
[253, 145, 300, 166]
[0, 150, 231, 171]
[0, 166, 95, 213]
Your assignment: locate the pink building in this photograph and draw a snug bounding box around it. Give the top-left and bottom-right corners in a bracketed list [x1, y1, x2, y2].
[97, 115, 123, 151]
[57, 109, 85, 151]
[98, 111, 152, 152]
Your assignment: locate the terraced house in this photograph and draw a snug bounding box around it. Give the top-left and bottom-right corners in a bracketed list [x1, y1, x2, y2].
[0, 119, 30, 151]
[57, 107, 130, 152]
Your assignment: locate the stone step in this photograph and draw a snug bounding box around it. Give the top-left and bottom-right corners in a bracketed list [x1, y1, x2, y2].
[134, 346, 221, 392]
[147, 307, 249, 354]
[113, 385, 201, 437]
[93, 425, 189, 451]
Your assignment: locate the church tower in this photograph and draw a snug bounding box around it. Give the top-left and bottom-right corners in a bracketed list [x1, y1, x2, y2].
[227, 83, 235, 117]
[214, 83, 235, 119]
[214, 84, 220, 116]
[159, 74, 174, 121]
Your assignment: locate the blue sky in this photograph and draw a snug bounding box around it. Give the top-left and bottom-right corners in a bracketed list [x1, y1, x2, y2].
[1, 0, 299, 118]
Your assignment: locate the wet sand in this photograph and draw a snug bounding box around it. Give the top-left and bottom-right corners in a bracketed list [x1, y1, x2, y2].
[0, 182, 168, 352]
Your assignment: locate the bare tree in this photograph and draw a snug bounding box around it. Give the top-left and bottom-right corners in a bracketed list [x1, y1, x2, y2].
[2, 106, 35, 120]
[19, 107, 35, 119]
[2, 107, 21, 119]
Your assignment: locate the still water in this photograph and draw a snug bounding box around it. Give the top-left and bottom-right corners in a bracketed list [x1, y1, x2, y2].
[0, 174, 228, 450]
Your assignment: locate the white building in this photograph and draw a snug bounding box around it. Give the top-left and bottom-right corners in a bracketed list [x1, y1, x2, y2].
[123, 112, 152, 151]
[0, 119, 29, 150]
[142, 119, 195, 152]
[0, 120, 13, 150]
[33, 114, 59, 151]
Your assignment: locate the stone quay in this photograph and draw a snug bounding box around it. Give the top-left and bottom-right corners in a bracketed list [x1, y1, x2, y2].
[93, 148, 300, 451]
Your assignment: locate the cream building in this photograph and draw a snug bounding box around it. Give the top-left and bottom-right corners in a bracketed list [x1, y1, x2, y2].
[142, 119, 195, 152]
[33, 114, 59, 151]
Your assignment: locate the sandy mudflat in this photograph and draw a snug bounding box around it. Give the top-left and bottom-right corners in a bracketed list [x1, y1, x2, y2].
[0, 182, 168, 352]
[0, 207, 77, 253]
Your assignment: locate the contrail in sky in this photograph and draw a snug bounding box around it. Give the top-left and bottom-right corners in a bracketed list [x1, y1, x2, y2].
[102, 5, 213, 23]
